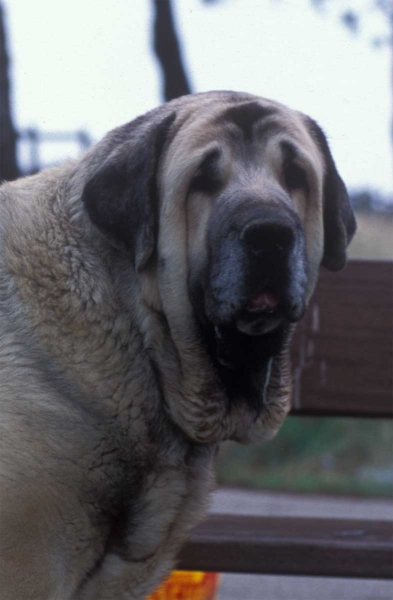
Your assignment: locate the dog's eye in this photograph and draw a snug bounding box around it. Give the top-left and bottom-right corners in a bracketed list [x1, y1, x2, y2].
[190, 149, 221, 194]
[284, 163, 308, 192]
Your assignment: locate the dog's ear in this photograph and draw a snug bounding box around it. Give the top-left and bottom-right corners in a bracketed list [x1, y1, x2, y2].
[82, 112, 176, 272]
[306, 118, 356, 271]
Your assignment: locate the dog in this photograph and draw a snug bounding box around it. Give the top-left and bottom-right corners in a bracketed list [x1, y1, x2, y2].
[0, 91, 356, 599]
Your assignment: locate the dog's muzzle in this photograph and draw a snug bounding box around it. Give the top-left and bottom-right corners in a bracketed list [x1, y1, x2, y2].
[204, 201, 308, 338]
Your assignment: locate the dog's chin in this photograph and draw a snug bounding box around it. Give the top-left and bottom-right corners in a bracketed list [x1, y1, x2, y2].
[213, 315, 285, 371]
[235, 308, 284, 337]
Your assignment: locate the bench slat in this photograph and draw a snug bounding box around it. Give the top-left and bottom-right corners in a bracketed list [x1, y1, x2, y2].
[178, 514, 393, 579]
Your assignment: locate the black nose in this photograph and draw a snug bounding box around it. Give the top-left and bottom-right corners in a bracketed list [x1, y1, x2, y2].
[241, 219, 295, 255]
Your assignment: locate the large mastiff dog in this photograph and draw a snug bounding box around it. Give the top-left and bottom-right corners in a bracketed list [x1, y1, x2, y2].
[0, 91, 355, 599]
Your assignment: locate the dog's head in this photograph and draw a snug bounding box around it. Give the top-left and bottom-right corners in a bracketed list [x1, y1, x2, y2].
[82, 91, 356, 443]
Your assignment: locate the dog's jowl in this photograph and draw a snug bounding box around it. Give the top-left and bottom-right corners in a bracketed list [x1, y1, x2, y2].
[0, 91, 355, 599]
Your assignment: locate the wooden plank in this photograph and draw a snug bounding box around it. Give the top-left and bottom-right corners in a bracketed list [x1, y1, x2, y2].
[177, 514, 393, 579]
[290, 261, 393, 417]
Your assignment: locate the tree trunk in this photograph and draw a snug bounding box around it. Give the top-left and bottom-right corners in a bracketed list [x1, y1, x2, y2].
[0, 3, 19, 181]
[152, 0, 192, 102]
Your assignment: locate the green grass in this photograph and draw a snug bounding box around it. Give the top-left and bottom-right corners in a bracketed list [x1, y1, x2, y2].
[216, 417, 393, 497]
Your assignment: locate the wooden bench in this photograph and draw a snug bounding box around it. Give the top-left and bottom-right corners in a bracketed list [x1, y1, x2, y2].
[178, 260, 393, 580]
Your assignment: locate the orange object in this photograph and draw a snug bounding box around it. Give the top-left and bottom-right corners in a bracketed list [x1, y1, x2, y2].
[148, 570, 220, 600]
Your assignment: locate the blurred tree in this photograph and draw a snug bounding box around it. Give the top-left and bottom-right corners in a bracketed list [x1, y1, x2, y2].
[152, 0, 192, 101]
[152, 0, 221, 102]
[0, 2, 19, 181]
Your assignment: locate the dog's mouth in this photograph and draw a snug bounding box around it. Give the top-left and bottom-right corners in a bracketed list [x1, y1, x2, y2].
[235, 289, 283, 336]
[211, 289, 287, 369]
[200, 280, 306, 375]
[190, 267, 304, 373]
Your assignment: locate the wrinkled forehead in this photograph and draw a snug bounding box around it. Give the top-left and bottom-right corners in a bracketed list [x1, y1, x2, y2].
[169, 95, 323, 172]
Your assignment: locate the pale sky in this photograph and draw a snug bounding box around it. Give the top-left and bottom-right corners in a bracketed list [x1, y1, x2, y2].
[4, 0, 392, 196]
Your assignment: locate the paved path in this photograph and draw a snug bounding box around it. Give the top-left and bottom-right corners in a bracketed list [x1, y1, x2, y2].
[208, 488, 393, 600]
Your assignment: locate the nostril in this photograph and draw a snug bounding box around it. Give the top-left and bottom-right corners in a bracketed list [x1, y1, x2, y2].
[241, 220, 295, 255]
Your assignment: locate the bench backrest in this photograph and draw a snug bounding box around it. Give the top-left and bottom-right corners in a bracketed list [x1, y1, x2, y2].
[290, 260, 392, 418]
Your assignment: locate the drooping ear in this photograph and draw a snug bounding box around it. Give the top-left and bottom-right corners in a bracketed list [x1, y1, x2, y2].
[306, 117, 356, 271]
[82, 111, 176, 272]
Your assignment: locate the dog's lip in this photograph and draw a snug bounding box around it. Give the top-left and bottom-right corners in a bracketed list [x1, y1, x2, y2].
[201, 285, 304, 337]
[235, 290, 283, 336]
[202, 288, 283, 332]
[247, 290, 280, 314]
